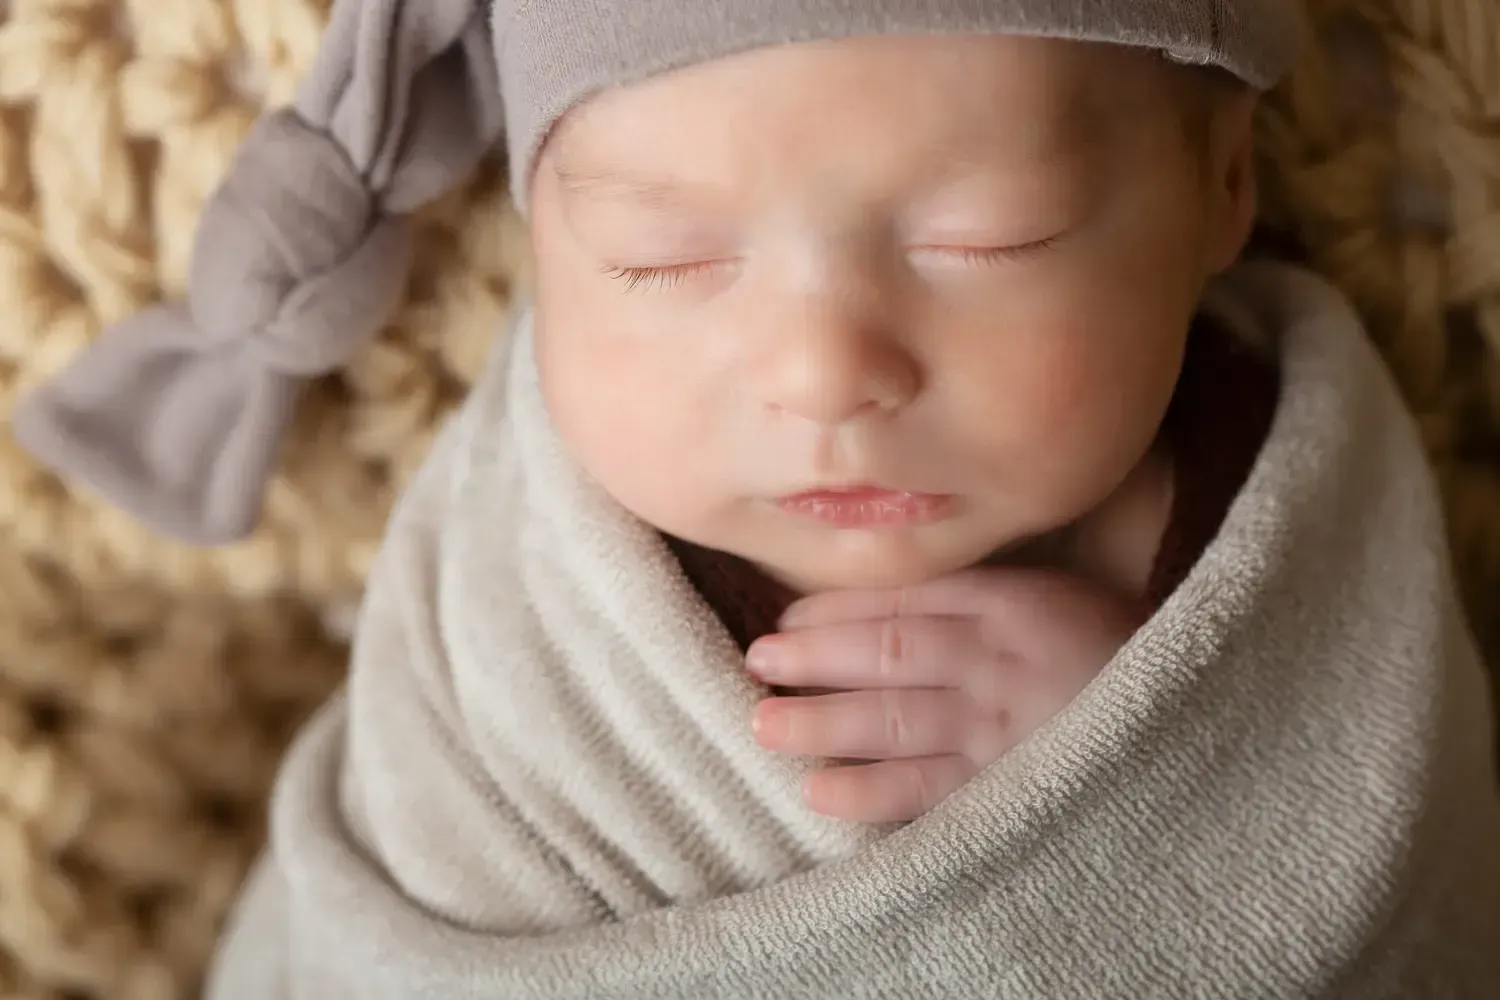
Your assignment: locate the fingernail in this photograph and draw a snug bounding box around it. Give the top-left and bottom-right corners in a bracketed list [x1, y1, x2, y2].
[745, 637, 785, 680]
[752, 701, 788, 746]
[777, 603, 807, 629]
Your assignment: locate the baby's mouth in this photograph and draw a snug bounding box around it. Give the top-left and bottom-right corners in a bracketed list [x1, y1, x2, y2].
[774, 486, 953, 528]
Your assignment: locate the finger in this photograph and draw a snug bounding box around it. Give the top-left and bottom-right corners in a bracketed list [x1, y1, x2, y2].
[746, 615, 992, 690]
[753, 689, 985, 760]
[803, 756, 976, 823]
[779, 565, 1081, 630]
[781, 567, 1146, 651]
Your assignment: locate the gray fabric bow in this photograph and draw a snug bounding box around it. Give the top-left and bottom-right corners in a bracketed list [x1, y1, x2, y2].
[11, 0, 500, 544]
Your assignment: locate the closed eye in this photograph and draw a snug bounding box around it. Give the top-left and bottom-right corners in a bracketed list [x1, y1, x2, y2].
[601, 236, 1057, 293]
[599, 259, 734, 293]
[911, 236, 1061, 265]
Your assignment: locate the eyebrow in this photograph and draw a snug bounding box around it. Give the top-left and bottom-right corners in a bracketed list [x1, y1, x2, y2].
[552, 163, 710, 208]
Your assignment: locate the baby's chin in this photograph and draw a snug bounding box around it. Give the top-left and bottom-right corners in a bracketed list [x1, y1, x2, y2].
[747, 525, 1003, 596]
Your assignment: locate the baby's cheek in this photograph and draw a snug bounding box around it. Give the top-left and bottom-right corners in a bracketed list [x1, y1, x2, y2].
[539, 332, 721, 531]
[959, 318, 1177, 538]
[958, 331, 1124, 467]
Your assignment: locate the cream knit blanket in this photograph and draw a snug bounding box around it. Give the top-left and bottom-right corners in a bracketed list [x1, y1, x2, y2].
[206, 262, 1500, 999]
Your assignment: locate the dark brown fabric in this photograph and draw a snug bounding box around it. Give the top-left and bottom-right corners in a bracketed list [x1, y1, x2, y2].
[1144, 316, 1282, 606]
[669, 317, 1281, 652]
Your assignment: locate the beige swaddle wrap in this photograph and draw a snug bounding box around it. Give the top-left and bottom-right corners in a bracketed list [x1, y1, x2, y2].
[205, 262, 1500, 999]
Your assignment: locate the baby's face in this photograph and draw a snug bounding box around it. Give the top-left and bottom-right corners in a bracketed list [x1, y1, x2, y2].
[529, 34, 1256, 594]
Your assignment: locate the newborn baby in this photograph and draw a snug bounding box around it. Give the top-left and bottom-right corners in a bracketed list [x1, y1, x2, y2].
[526, 35, 1272, 823]
[15, 1, 1499, 997]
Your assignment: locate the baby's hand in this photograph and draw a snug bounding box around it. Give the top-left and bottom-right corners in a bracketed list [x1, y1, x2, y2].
[747, 567, 1144, 823]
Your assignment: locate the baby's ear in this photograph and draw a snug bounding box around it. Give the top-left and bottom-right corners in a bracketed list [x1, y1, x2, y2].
[1205, 88, 1262, 275]
[11, 0, 505, 546]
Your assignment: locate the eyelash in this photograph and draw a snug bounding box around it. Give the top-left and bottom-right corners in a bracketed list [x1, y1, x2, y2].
[936, 238, 1059, 265]
[601, 260, 727, 293]
[600, 237, 1059, 295]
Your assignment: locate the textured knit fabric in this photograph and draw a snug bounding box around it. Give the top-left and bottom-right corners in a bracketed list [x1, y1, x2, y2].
[673, 314, 1283, 653]
[497, 0, 1304, 204]
[204, 262, 1500, 999]
[11, 0, 1304, 547]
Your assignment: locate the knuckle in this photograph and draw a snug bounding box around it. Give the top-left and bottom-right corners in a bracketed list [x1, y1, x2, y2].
[890, 585, 915, 618]
[881, 690, 910, 750]
[878, 617, 909, 679]
[900, 758, 956, 815]
[901, 760, 933, 812]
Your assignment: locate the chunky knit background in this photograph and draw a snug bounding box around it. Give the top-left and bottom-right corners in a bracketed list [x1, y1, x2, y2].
[0, 1, 1495, 997]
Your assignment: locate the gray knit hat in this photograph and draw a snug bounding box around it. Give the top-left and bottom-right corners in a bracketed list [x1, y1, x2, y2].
[12, 0, 1305, 545]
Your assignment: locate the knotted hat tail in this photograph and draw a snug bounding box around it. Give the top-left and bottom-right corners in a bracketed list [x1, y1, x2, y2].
[11, 0, 501, 545]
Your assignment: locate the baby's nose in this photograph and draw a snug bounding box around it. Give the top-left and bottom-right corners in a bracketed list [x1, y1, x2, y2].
[757, 319, 921, 426]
